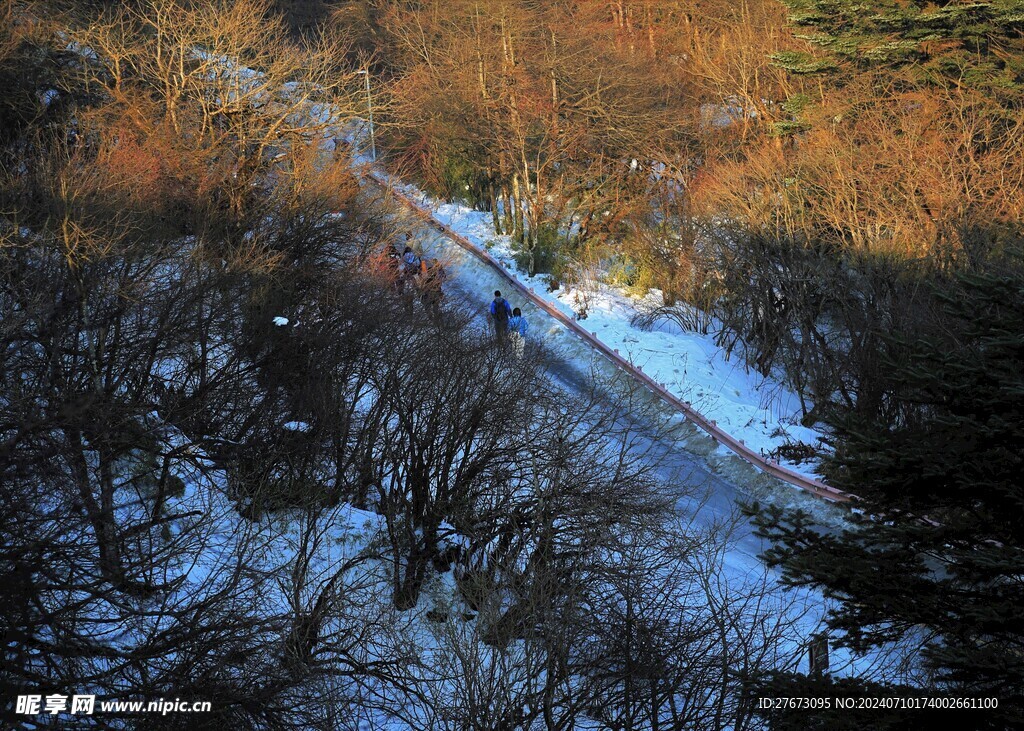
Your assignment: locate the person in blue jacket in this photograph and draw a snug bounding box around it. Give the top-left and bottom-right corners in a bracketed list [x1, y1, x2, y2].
[400, 246, 421, 313]
[489, 290, 512, 342]
[508, 307, 528, 358]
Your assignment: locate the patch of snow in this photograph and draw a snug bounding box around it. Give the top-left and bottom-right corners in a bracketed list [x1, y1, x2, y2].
[38, 89, 60, 108]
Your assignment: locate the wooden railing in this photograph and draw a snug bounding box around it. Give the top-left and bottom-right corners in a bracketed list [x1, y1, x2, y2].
[372, 173, 856, 505]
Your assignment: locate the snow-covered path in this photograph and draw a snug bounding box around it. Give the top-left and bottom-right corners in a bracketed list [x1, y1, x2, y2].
[358, 180, 904, 683]
[368, 181, 839, 548]
[363, 177, 848, 522]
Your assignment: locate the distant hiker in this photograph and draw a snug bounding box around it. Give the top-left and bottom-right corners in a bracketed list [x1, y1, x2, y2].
[419, 259, 446, 321]
[399, 247, 421, 313]
[508, 307, 528, 358]
[490, 290, 512, 342]
[509, 307, 528, 338]
[381, 246, 403, 293]
[401, 246, 421, 278]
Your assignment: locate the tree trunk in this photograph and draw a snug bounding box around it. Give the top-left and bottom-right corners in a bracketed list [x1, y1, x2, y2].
[488, 171, 501, 233]
[512, 173, 525, 245]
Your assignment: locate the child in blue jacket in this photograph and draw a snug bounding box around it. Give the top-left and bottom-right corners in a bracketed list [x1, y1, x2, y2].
[508, 307, 528, 357]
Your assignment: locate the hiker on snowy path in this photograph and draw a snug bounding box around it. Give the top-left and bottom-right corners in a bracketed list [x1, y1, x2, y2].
[490, 290, 512, 342]
[401, 246, 421, 278]
[400, 247, 421, 314]
[418, 259, 446, 321]
[508, 307, 528, 358]
[383, 246, 403, 293]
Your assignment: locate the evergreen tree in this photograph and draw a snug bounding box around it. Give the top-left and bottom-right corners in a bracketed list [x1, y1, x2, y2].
[773, 0, 1024, 93]
[749, 258, 1024, 729]
[770, 0, 1024, 136]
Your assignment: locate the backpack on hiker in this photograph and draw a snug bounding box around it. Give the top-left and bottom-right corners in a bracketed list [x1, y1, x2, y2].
[401, 248, 421, 276]
[492, 297, 510, 323]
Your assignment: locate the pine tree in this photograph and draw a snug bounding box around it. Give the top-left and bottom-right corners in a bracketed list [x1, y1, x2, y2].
[775, 0, 1024, 92]
[748, 259, 1024, 728]
[770, 1, 1024, 135]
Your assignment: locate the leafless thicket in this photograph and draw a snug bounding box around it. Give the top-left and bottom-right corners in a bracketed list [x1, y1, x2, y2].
[2, 2, 814, 728]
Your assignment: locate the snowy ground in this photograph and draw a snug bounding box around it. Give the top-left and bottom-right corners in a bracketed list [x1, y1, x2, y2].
[379, 180, 828, 484]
